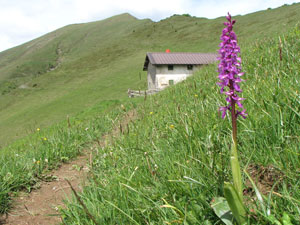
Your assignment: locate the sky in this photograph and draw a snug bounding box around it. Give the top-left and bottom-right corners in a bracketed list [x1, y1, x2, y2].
[0, 0, 299, 52]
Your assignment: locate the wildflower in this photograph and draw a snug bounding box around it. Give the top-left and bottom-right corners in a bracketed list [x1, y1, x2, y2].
[194, 94, 198, 97]
[217, 13, 247, 224]
[218, 13, 247, 119]
[121, 104, 126, 111]
[36, 160, 40, 165]
[45, 158, 48, 163]
[85, 127, 89, 131]
[170, 124, 175, 129]
[43, 137, 47, 141]
[33, 158, 36, 163]
[37, 128, 40, 131]
[149, 111, 153, 115]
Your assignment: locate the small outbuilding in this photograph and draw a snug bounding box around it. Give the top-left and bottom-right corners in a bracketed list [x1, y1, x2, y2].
[143, 52, 218, 90]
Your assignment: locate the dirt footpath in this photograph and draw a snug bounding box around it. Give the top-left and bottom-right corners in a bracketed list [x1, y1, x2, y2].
[1, 109, 136, 225]
[2, 153, 90, 225]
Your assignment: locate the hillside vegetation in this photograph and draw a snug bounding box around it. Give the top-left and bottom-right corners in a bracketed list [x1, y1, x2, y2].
[1, 3, 300, 146]
[0, 3, 300, 224]
[1, 23, 300, 225]
[57, 26, 300, 224]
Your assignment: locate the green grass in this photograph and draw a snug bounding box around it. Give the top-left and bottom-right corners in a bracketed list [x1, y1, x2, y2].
[58, 26, 300, 224]
[0, 99, 141, 214]
[1, 3, 300, 224]
[1, 3, 300, 146]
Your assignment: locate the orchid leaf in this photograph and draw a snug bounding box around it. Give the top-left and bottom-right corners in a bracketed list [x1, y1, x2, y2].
[224, 182, 247, 225]
[211, 197, 234, 225]
[231, 141, 243, 200]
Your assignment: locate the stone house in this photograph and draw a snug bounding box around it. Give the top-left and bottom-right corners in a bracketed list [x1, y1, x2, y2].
[143, 52, 218, 90]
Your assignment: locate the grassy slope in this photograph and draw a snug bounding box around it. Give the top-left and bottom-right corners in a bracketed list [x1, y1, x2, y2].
[60, 26, 300, 224]
[0, 14, 150, 145]
[0, 3, 300, 146]
[0, 2, 300, 222]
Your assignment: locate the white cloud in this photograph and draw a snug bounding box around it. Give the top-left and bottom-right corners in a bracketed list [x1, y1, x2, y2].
[0, 0, 299, 52]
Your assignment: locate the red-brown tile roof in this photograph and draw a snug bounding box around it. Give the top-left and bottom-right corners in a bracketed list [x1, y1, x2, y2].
[143, 52, 218, 70]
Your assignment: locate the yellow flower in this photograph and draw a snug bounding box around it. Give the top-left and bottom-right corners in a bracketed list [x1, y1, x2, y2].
[43, 137, 47, 141]
[37, 128, 40, 131]
[149, 112, 153, 115]
[170, 124, 175, 129]
[121, 104, 126, 111]
[194, 94, 198, 97]
[36, 160, 40, 165]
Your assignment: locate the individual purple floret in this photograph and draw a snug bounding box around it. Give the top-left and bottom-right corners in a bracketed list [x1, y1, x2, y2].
[218, 13, 247, 119]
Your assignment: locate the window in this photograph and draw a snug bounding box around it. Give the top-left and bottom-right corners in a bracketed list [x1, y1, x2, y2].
[168, 65, 174, 70]
[187, 65, 193, 70]
[169, 80, 174, 85]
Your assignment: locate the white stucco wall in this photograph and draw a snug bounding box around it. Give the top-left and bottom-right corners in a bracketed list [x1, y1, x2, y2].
[155, 74, 189, 89]
[155, 65, 201, 89]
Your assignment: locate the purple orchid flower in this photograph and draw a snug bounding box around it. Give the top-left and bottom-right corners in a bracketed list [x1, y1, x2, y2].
[218, 13, 247, 119]
[217, 14, 248, 224]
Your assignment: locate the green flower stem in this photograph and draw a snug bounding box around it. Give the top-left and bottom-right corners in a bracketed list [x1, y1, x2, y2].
[230, 102, 243, 202]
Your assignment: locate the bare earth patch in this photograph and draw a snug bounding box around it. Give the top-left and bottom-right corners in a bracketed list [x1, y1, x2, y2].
[2, 153, 90, 225]
[244, 163, 284, 196]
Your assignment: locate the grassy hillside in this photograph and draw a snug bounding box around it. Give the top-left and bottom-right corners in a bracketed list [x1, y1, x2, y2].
[0, 99, 133, 214]
[59, 26, 300, 224]
[0, 3, 300, 146]
[0, 3, 300, 224]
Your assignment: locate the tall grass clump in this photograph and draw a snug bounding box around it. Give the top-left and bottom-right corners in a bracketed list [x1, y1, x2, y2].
[60, 25, 300, 224]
